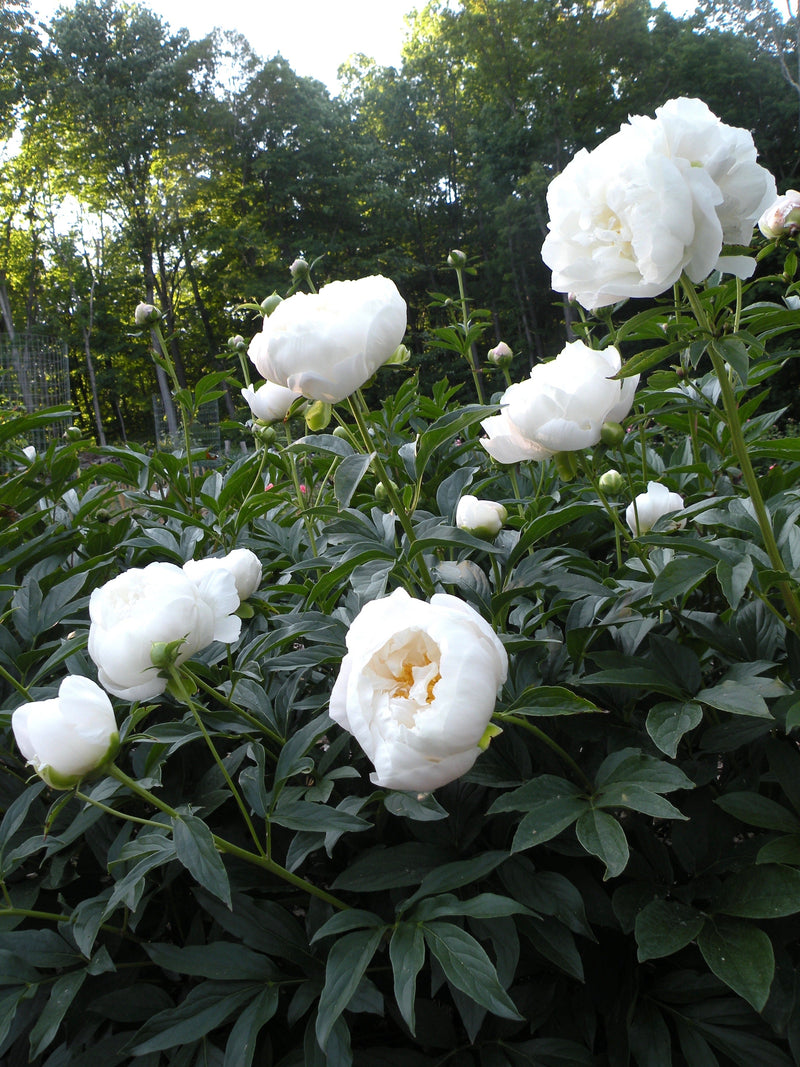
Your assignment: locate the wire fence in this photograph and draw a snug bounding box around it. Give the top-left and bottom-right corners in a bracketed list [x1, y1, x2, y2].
[0, 334, 72, 450]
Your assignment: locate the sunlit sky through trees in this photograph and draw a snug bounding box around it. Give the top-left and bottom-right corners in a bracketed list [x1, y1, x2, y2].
[30, 0, 699, 93]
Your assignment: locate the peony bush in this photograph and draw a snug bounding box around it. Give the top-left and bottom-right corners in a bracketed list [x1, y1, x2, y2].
[2, 97, 800, 1064]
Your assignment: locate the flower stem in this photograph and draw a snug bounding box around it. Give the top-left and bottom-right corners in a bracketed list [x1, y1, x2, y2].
[282, 419, 318, 557]
[107, 764, 350, 910]
[453, 265, 486, 405]
[681, 275, 800, 633]
[494, 712, 593, 792]
[347, 393, 436, 597]
[168, 666, 267, 856]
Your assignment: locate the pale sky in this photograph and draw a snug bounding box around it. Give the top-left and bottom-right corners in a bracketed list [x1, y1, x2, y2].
[29, 0, 698, 94]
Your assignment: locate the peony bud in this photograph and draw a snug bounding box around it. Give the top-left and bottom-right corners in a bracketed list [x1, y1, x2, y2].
[600, 421, 625, 447]
[487, 341, 514, 368]
[290, 257, 310, 279]
[455, 495, 507, 539]
[598, 469, 625, 495]
[134, 302, 161, 326]
[227, 334, 247, 353]
[447, 249, 468, 268]
[260, 293, 283, 316]
[758, 191, 800, 238]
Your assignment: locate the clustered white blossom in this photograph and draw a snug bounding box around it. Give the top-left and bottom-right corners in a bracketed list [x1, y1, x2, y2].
[541, 97, 776, 310]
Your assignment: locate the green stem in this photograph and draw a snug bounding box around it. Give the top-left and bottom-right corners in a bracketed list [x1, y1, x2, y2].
[282, 419, 319, 557]
[495, 712, 593, 792]
[347, 393, 436, 597]
[181, 668, 283, 749]
[168, 667, 266, 857]
[0, 662, 29, 699]
[107, 765, 350, 911]
[152, 320, 198, 512]
[681, 276, 800, 633]
[454, 266, 485, 405]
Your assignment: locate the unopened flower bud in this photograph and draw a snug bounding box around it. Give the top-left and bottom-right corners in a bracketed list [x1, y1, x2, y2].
[598, 469, 624, 495]
[305, 400, 332, 432]
[227, 334, 247, 352]
[759, 191, 800, 238]
[260, 293, 283, 316]
[64, 425, 82, 441]
[150, 637, 186, 671]
[600, 421, 625, 447]
[487, 341, 513, 368]
[386, 343, 411, 366]
[375, 479, 398, 502]
[290, 257, 309, 278]
[455, 495, 507, 539]
[447, 249, 467, 268]
[134, 302, 161, 326]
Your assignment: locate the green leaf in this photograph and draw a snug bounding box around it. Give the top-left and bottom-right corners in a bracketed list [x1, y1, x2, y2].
[715, 792, 800, 833]
[503, 685, 600, 717]
[311, 909, 385, 944]
[383, 791, 449, 821]
[172, 814, 231, 907]
[331, 842, 447, 892]
[595, 749, 695, 793]
[29, 969, 87, 1059]
[423, 922, 523, 1020]
[400, 851, 508, 911]
[223, 987, 280, 1067]
[410, 892, 530, 923]
[711, 336, 748, 385]
[269, 799, 371, 833]
[647, 701, 704, 758]
[697, 918, 774, 1012]
[714, 864, 800, 919]
[145, 941, 278, 980]
[334, 452, 373, 509]
[575, 809, 629, 879]
[595, 783, 687, 820]
[389, 922, 425, 1035]
[315, 927, 385, 1050]
[696, 681, 771, 718]
[635, 899, 705, 961]
[128, 980, 258, 1054]
[414, 405, 497, 480]
[512, 795, 588, 852]
[716, 555, 753, 611]
[652, 557, 714, 603]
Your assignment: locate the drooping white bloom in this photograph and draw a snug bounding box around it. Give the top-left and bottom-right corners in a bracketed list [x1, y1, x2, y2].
[183, 548, 262, 602]
[455, 495, 507, 539]
[481, 342, 638, 461]
[625, 481, 685, 536]
[542, 97, 776, 309]
[12, 676, 119, 789]
[241, 381, 298, 423]
[330, 588, 508, 791]
[248, 276, 407, 404]
[88, 562, 241, 700]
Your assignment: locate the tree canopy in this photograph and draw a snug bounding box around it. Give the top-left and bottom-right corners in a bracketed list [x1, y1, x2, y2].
[0, 0, 796, 439]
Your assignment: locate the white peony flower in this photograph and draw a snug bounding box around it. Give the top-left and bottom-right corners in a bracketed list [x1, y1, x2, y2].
[248, 275, 407, 404]
[542, 97, 776, 309]
[88, 562, 241, 700]
[183, 548, 262, 602]
[481, 342, 638, 461]
[455, 495, 507, 539]
[12, 676, 119, 789]
[330, 588, 508, 792]
[241, 381, 298, 423]
[625, 481, 685, 536]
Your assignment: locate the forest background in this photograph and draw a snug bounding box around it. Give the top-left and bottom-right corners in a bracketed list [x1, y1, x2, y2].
[1, 0, 799, 444]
